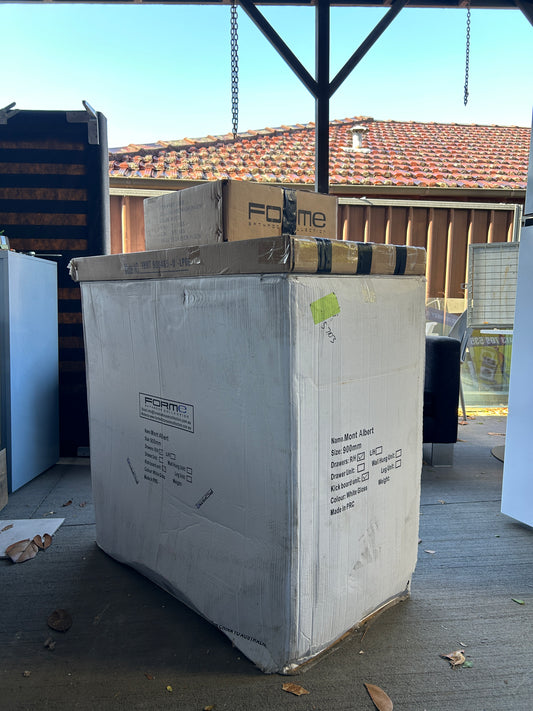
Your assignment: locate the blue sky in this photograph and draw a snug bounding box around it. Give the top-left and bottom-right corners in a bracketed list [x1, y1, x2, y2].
[1, 3, 532, 149]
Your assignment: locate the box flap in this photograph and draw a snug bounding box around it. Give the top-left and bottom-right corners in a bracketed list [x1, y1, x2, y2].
[70, 236, 426, 282]
[144, 180, 223, 249]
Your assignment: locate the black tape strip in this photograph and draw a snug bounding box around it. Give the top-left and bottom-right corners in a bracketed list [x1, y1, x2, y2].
[316, 238, 332, 273]
[282, 190, 297, 234]
[289, 236, 296, 272]
[394, 245, 408, 275]
[356, 243, 373, 274]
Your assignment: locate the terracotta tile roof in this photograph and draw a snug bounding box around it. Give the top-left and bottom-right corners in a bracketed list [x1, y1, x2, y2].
[109, 117, 530, 190]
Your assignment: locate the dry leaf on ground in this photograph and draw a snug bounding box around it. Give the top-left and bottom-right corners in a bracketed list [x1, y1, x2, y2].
[469, 406, 507, 417]
[440, 650, 466, 667]
[23, 670, 31, 677]
[47, 609, 72, 632]
[62, 500, 72, 507]
[33, 534, 52, 550]
[282, 683, 309, 696]
[144, 672, 154, 680]
[1, 523, 14, 532]
[5, 539, 39, 563]
[44, 637, 56, 651]
[364, 683, 394, 711]
[166, 685, 173, 692]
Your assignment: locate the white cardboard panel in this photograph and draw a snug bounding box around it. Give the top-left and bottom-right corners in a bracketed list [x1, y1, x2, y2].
[0, 519, 64, 556]
[81, 274, 425, 672]
[502, 226, 533, 526]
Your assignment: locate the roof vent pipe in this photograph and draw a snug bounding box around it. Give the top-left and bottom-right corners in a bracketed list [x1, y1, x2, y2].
[344, 124, 370, 153]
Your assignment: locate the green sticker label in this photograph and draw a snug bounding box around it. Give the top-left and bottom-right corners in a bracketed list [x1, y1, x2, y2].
[310, 293, 340, 325]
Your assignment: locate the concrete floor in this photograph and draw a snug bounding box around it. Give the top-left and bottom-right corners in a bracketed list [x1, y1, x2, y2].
[1, 415, 532, 711]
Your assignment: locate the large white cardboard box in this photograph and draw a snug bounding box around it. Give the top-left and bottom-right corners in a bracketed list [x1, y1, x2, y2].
[80, 273, 426, 673]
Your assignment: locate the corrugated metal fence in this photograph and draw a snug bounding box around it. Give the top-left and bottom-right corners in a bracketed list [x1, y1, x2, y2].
[338, 198, 521, 301]
[110, 191, 522, 303]
[0, 110, 109, 456]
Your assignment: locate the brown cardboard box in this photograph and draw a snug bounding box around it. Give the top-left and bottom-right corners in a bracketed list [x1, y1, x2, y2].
[69, 235, 426, 283]
[143, 180, 338, 250]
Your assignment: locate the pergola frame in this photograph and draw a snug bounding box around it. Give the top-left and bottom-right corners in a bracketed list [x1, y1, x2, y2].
[234, 0, 533, 193]
[239, 0, 412, 193]
[5, 0, 533, 193]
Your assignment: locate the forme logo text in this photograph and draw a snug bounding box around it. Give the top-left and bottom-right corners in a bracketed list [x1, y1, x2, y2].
[139, 393, 194, 432]
[248, 202, 327, 229]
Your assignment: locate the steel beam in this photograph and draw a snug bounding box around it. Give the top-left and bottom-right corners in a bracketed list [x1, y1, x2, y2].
[238, 0, 317, 95]
[236, 0, 406, 193]
[330, 0, 409, 96]
[514, 0, 533, 26]
[316, 0, 331, 193]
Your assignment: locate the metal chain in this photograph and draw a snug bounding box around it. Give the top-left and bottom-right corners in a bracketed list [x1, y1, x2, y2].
[464, 0, 471, 106]
[231, 1, 239, 139]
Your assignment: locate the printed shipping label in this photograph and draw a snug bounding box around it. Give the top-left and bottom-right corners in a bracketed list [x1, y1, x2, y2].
[139, 392, 194, 432]
[142, 427, 193, 488]
[329, 425, 403, 517]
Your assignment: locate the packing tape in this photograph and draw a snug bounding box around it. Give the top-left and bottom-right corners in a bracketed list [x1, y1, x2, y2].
[292, 238, 426, 275]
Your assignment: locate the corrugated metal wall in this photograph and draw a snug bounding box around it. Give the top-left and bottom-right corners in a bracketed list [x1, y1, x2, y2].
[110, 192, 521, 302]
